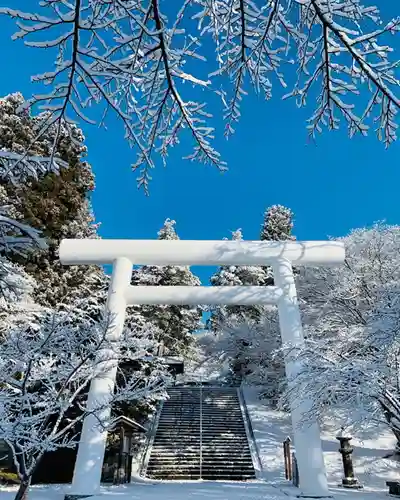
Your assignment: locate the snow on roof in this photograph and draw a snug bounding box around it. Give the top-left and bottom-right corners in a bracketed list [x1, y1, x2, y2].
[110, 415, 146, 433]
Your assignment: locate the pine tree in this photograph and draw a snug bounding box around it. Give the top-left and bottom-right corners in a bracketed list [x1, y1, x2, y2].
[130, 219, 202, 355]
[0, 92, 106, 309]
[260, 205, 295, 242]
[209, 229, 266, 330]
[258, 204, 296, 397]
[210, 207, 296, 394]
[260, 204, 296, 285]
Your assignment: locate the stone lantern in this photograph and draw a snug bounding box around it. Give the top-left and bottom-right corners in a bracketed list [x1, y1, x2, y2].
[336, 428, 362, 489]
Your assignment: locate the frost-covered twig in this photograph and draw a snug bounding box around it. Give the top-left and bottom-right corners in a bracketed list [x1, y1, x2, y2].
[0, 150, 68, 183]
[0, 305, 170, 499]
[280, 224, 400, 441]
[1, 0, 399, 190]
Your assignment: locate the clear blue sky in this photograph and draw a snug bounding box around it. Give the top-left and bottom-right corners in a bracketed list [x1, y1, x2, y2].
[1, 5, 399, 284]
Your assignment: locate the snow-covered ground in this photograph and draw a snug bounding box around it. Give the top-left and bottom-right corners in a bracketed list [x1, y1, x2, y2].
[243, 385, 400, 498]
[0, 481, 296, 500]
[2, 386, 400, 500]
[0, 475, 396, 500]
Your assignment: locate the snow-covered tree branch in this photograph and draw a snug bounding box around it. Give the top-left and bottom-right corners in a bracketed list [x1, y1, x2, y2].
[209, 317, 285, 395]
[1, 1, 398, 191]
[279, 224, 400, 448]
[0, 303, 170, 500]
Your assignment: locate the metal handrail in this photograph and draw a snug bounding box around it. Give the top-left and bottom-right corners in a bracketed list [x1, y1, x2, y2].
[139, 398, 165, 477]
[238, 383, 263, 473]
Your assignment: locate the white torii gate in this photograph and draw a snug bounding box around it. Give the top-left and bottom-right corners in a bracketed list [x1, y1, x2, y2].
[59, 239, 345, 498]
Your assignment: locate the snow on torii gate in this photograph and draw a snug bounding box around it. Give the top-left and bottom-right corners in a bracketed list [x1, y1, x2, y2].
[59, 238, 345, 498]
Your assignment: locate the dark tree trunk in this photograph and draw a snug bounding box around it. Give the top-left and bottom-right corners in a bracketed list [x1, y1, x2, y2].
[14, 476, 31, 500]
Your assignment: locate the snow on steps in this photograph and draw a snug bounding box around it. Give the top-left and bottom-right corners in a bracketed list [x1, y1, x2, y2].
[144, 386, 256, 481]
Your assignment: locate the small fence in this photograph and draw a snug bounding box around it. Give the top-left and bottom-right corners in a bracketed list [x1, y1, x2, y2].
[283, 437, 299, 487]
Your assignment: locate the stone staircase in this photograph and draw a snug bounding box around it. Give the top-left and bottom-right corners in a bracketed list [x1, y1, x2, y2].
[144, 386, 256, 480]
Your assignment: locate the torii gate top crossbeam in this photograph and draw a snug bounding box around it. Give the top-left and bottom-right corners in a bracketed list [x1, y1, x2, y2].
[59, 239, 344, 267]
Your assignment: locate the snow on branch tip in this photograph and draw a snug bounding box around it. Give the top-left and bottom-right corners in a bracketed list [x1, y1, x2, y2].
[0, 0, 398, 190]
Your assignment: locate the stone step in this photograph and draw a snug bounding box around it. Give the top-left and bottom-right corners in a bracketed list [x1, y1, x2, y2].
[149, 453, 203, 456]
[155, 429, 247, 434]
[158, 415, 243, 420]
[161, 408, 241, 412]
[201, 475, 255, 480]
[165, 398, 239, 402]
[154, 436, 248, 440]
[152, 439, 250, 444]
[149, 460, 253, 466]
[148, 455, 253, 461]
[149, 454, 253, 460]
[153, 439, 248, 444]
[157, 425, 246, 429]
[158, 417, 244, 421]
[158, 416, 243, 421]
[151, 454, 253, 459]
[155, 434, 248, 437]
[147, 473, 255, 480]
[159, 414, 244, 418]
[150, 443, 251, 455]
[154, 435, 249, 440]
[153, 436, 249, 441]
[150, 452, 253, 458]
[157, 423, 244, 427]
[148, 460, 253, 466]
[155, 435, 248, 439]
[166, 396, 239, 400]
[162, 405, 241, 408]
[147, 468, 256, 475]
[160, 414, 243, 418]
[156, 430, 246, 434]
[171, 388, 238, 390]
[151, 447, 252, 452]
[161, 413, 242, 415]
[151, 448, 251, 453]
[147, 467, 255, 474]
[167, 396, 240, 398]
[156, 426, 244, 430]
[150, 456, 253, 460]
[165, 401, 239, 404]
[152, 441, 250, 446]
[157, 427, 244, 430]
[158, 422, 245, 426]
[168, 389, 238, 392]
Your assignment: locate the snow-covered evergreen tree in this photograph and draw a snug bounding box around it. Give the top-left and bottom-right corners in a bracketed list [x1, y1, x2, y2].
[0, 92, 106, 310]
[260, 205, 295, 242]
[209, 207, 295, 395]
[257, 204, 296, 395]
[209, 229, 266, 329]
[130, 219, 202, 354]
[260, 204, 296, 285]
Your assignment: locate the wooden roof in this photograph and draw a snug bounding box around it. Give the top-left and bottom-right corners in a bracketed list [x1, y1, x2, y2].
[110, 415, 146, 433]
